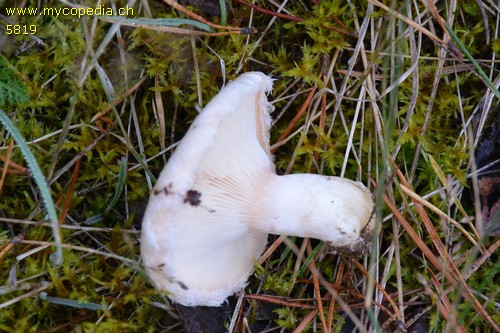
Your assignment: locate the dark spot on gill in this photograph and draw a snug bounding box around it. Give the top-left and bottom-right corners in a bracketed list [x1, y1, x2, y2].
[177, 281, 189, 290]
[184, 190, 202, 206]
[153, 187, 170, 196]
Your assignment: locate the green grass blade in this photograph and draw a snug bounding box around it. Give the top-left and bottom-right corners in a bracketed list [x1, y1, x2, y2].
[85, 156, 127, 225]
[298, 242, 325, 277]
[102, 16, 215, 32]
[219, 0, 227, 26]
[40, 292, 107, 310]
[0, 109, 63, 265]
[445, 23, 500, 98]
[103, 156, 127, 215]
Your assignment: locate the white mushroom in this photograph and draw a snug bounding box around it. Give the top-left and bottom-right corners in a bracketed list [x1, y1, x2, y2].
[141, 72, 374, 307]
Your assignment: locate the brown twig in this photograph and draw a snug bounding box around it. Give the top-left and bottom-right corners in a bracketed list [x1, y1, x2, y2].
[234, 0, 302, 22]
[420, 0, 463, 59]
[234, 0, 358, 37]
[162, 0, 253, 33]
[0, 143, 28, 176]
[272, 85, 318, 153]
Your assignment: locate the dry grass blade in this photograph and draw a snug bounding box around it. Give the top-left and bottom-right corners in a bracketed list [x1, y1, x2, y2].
[154, 74, 166, 152]
[393, 164, 500, 331]
[91, 76, 147, 122]
[0, 218, 140, 234]
[384, 191, 447, 283]
[327, 259, 345, 329]
[314, 56, 330, 162]
[258, 235, 287, 265]
[352, 259, 402, 323]
[399, 184, 479, 247]
[97, 17, 250, 36]
[244, 294, 317, 309]
[427, 269, 467, 333]
[18, 240, 138, 268]
[368, 0, 450, 54]
[0, 235, 22, 264]
[306, 242, 328, 332]
[0, 154, 27, 175]
[464, 240, 499, 281]
[0, 281, 51, 310]
[55, 159, 81, 226]
[293, 309, 320, 333]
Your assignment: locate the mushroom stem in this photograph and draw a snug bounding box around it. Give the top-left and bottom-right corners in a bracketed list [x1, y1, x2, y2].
[252, 174, 374, 251]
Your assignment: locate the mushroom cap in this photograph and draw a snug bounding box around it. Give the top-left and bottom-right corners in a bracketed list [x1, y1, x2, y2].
[141, 72, 274, 306]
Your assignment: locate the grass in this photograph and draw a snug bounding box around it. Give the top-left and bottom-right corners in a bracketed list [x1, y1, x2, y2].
[0, 0, 499, 332]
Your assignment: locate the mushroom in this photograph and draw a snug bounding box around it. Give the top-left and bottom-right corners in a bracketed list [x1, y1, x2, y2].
[141, 72, 375, 307]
